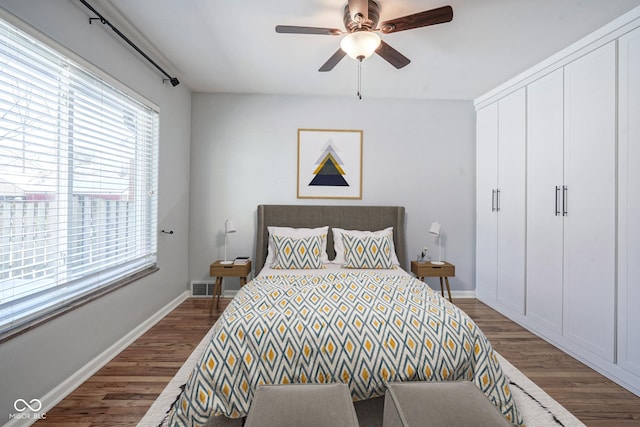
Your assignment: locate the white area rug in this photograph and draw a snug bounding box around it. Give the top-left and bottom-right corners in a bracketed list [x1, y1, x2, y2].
[138, 328, 585, 427]
[495, 354, 585, 427]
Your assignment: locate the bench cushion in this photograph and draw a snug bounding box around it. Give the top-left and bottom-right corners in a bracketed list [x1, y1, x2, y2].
[245, 383, 359, 427]
[383, 381, 512, 427]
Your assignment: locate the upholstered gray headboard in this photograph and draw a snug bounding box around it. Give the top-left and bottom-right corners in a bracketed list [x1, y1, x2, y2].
[255, 205, 407, 274]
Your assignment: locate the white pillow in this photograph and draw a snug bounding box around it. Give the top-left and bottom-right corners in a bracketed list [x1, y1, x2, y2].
[332, 227, 400, 266]
[266, 226, 329, 266]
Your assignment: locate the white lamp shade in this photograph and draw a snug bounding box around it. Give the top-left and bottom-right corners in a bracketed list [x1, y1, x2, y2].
[225, 219, 236, 235]
[429, 221, 441, 236]
[222, 219, 236, 264]
[340, 31, 381, 60]
[429, 221, 444, 265]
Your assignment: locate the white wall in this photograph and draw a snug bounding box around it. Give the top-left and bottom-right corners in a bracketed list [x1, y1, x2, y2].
[189, 93, 476, 293]
[0, 0, 191, 420]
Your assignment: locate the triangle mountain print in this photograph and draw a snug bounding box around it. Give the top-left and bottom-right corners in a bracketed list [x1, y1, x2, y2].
[309, 140, 349, 187]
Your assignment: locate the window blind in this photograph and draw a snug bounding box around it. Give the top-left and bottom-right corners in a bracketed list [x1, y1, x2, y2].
[0, 16, 159, 337]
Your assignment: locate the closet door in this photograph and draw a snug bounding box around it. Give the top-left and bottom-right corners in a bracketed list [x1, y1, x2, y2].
[563, 41, 616, 361]
[496, 89, 526, 314]
[618, 27, 640, 375]
[476, 103, 499, 301]
[526, 69, 564, 334]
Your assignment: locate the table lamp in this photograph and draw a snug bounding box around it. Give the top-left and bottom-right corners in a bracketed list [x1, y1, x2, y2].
[221, 219, 236, 265]
[429, 221, 444, 265]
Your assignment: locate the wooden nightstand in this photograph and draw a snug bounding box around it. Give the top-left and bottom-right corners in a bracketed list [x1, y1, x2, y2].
[411, 260, 455, 302]
[209, 260, 251, 316]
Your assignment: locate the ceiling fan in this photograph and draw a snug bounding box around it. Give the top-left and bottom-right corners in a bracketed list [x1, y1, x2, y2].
[275, 0, 453, 72]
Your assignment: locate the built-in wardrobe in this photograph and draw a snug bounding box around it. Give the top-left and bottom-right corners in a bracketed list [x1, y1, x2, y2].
[475, 6, 640, 396]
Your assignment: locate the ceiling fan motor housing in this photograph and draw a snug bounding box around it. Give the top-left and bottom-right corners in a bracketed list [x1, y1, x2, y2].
[343, 0, 380, 32]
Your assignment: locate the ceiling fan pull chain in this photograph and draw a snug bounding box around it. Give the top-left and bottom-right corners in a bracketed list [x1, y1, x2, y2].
[357, 58, 362, 99]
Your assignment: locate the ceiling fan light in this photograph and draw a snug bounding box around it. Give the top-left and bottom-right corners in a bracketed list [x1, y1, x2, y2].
[340, 31, 381, 60]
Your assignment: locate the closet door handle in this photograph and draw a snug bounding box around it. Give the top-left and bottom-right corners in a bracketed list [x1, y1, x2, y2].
[496, 189, 501, 212]
[555, 186, 561, 216]
[562, 185, 568, 216]
[491, 189, 496, 212]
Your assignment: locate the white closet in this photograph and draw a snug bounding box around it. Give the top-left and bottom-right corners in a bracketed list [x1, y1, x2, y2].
[526, 68, 564, 335]
[475, 6, 640, 396]
[562, 42, 617, 362]
[475, 89, 526, 315]
[476, 103, 499, 302]
[618, 26, 640, 377]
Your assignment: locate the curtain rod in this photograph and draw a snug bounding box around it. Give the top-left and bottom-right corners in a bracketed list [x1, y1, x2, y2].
[78, 0, 180, 87]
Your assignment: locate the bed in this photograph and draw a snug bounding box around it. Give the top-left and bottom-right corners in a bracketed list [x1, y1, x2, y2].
[165, 205, 523, 427]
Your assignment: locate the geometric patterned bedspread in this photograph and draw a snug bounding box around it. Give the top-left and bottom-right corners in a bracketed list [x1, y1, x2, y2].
[166, 272, 523, 426]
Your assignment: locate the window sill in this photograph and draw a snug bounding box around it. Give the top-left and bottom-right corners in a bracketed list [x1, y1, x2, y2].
[0, 265, 159, 344]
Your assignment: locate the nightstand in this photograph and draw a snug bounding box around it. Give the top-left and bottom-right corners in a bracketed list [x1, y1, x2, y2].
[209, 260, 251, 316]
[411, 260, 455, 302]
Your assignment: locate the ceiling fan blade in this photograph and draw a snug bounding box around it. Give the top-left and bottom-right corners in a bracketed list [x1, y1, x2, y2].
[276, 25, 342, 36]
[376, 40, 410, 69]
[319, 49, 347, 72]
[380, 5, 453, 34]
[347, 0, 368, 22]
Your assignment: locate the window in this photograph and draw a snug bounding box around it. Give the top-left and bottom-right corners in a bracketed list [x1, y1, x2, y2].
[0, 15, 159, 339]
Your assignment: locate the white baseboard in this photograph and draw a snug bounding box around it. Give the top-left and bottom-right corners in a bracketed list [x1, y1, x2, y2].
[4, 291, 190, 427]
[425, 285, 476, 300]
[452, 290, 476, 299]
[222, 289, 239, 298]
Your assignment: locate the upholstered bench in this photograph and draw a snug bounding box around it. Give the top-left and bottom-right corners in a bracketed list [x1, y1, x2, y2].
[383, 381, 512, 427]
[245, 383, 359, 427]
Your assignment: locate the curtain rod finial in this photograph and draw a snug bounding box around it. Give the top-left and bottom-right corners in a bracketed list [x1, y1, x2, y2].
[164, 77, 180, 87]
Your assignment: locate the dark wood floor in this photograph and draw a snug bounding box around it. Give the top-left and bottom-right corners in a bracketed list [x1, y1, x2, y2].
[455, 300, 640, 427]
[36, 298, 640, 426]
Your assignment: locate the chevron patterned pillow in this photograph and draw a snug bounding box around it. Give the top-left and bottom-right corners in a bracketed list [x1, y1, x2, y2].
[342, 233, 394, 269]
[271, 234, 325, 269]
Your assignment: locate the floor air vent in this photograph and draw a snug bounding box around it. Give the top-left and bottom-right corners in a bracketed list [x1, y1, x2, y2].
[190, 281, 215, 297]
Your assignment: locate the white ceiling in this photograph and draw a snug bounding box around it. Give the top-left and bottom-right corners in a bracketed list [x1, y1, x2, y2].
[82, 0, 640, 100]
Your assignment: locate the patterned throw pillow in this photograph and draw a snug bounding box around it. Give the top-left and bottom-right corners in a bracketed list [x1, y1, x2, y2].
[342, 233, 394, 269]
[332, 227, 400, 266]
[272, 234, 325, 269]
[266, 226, 330, 265]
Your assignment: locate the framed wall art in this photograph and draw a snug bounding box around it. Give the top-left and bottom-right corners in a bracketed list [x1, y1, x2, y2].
[297, 128, 363, 199]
